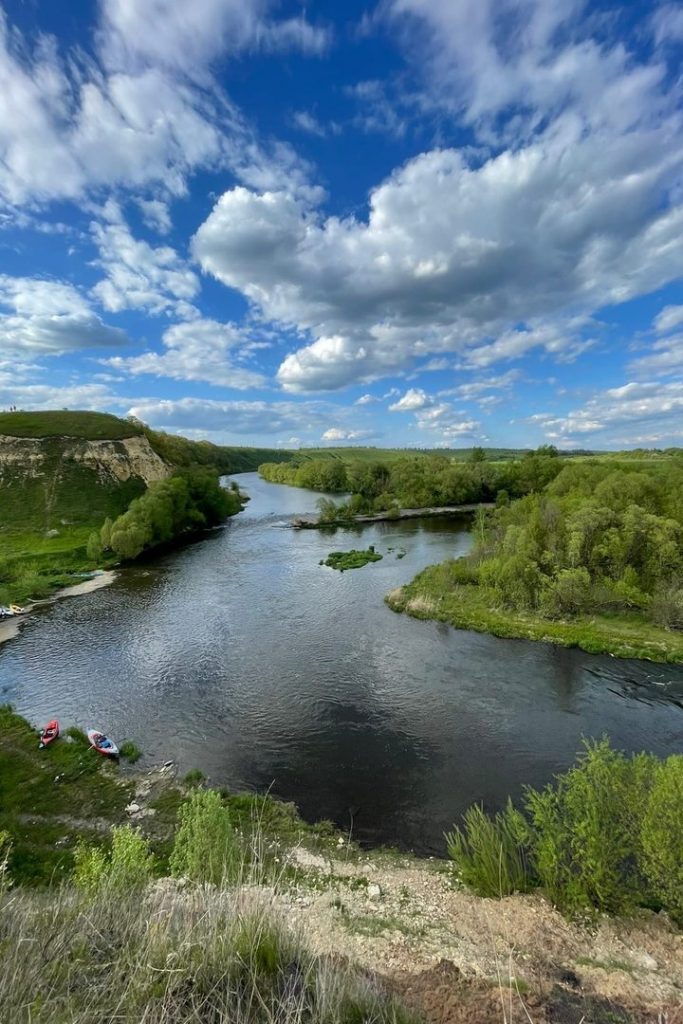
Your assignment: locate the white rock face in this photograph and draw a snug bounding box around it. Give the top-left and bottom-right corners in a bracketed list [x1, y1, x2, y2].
[0, 435, 170, 487]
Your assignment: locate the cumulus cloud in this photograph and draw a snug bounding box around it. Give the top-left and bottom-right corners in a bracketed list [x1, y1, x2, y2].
[440, 370, 519, 399]
[194, 109, 683, 390]
[389, 388, 432, 411]
[0, 381, 122, 411]
[0, 275, 128, 355]
[532, 380, 683, 446]
[108, 318, 266, 389]
[127, 396, 328, 437]
[91, 202, 199, 317]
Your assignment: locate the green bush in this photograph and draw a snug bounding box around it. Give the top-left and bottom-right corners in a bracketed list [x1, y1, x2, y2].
[169, 789, 240, 885]
[74, 826, 155, 896]
[448, 740, 683, 922]
[119, 741, 141, 763]
[445, 800, 532, 897]
[524, 740, 651, 916]
[639, 756, 683, 923]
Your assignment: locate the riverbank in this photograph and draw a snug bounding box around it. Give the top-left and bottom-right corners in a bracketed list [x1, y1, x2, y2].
[292, 503, 492, 529]
[386, 570, 683, 663]
[1, 707, 680, 1022]
[0, 571, 118, 646]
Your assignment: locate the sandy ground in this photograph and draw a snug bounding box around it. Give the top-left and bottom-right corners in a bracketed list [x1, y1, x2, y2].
[277, 847, 683, 1018]
[0, 571, 117, 646]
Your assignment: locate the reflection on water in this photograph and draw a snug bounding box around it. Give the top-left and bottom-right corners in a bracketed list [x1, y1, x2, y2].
[1, 473, 682, 853]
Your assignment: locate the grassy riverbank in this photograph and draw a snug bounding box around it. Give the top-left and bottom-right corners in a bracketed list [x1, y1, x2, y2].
[2, 708, 682, 1022]
[386, 569, 683, 662]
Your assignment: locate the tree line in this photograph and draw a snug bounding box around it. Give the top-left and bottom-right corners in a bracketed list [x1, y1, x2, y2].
[259, 447, 564, 515]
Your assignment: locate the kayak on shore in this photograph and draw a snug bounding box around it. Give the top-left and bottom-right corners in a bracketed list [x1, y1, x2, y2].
[38, 719, 59, 749]
[87, 729, 119, 758]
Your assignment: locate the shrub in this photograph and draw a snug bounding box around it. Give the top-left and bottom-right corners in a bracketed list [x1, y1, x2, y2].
[524, 740, 651, 916]
[169, 788, 240, 885]
[74, 825, 155, 896]
[639, 756, 683, 923]
[445, 800, 533, 897]
[119, 740, 141, 763]
[183, 767, 206, 787]
[650, 583, 683, 630]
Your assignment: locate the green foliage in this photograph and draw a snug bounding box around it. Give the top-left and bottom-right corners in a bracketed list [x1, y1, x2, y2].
[183, 768, 206, 787]
[169, 789, 240, 885]
[445, 800, 532, 897]
[73, 826, 154, 896]
[524, 740, 650, 916]
[448, 740, 683, 923]
[106, 469, 241, 561]
[0, 887, 419, 1024]
[86, 530, 103, 561]
[324, 547, 383, 571]
[639, 756, 683, 923]
[119, 741, 141, 763]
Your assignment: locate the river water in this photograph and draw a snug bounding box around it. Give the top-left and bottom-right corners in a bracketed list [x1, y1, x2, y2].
[2, 473, 682, 853]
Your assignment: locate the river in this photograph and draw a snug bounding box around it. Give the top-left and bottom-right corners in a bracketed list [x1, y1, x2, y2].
[2, 473, 682, 854]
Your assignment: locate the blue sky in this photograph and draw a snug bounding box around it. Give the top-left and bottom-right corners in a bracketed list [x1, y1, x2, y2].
[1, 0, 683, 450]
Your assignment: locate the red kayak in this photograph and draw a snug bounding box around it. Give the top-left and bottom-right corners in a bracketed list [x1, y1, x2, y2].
[38, 719, 59, 749]
[87, 729, 119, 758]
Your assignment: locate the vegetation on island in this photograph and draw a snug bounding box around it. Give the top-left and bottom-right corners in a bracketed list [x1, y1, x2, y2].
[388, 456, 683, 661]
[323, 546, 383, 571]
[447, 739, 683, 924]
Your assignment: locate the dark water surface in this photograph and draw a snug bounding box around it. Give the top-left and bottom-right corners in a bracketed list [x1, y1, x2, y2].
[2, 474, 682, 853]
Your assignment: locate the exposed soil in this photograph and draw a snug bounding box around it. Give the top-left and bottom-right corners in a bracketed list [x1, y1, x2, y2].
[278, 847, 683, 1021]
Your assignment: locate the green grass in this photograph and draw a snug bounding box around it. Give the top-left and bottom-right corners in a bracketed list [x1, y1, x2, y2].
[323, 548, 383, 571]
[0, 706, 132, 885]
[0, 410, 142, 439]
[387, 570, 683, 663]
[0, 526, 115, 606]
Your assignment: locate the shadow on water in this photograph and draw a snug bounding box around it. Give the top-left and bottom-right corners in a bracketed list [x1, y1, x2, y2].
[1, 472, 682, 854]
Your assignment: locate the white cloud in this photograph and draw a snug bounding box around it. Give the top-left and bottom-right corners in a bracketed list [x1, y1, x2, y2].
[194, 100, 683, 391]
[629, 334, 683, 378]
[652, 4, 683, 45]
[91, 202, 199, 316]
[100, 0, 330, 77]
[0, 381, 121, 411]
[321, 427, 378, 441]
[136, 198, 172, 234]
[440, 370, 519, 399]
[0, 5, 317, 207]
[355, 393, 376, 405]
[292, 111, 329, 137]
[389, 388, 432, 411]
[127, 396, 328, 438]
[532, 380, 683, 446]
[654, 305, 683, 334]
[108, 318, 266, 389]
[0, 275, 128, 355]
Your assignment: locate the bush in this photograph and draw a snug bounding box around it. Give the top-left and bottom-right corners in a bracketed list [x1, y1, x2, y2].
[119, 741, 141, 763]
[447, 740, 683, 922]
[524, 740, 650, 916]
[183, 767, 206, 787]
[651, 583, 683, 630]
[639, 756, 683, 923]
[169, 789, 240, 885]
[74, 825, 155, 896]
[445, 800, 533, 897]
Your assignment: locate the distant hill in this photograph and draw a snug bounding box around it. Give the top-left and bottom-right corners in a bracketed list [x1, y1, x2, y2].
[0, 410, 292, 531]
